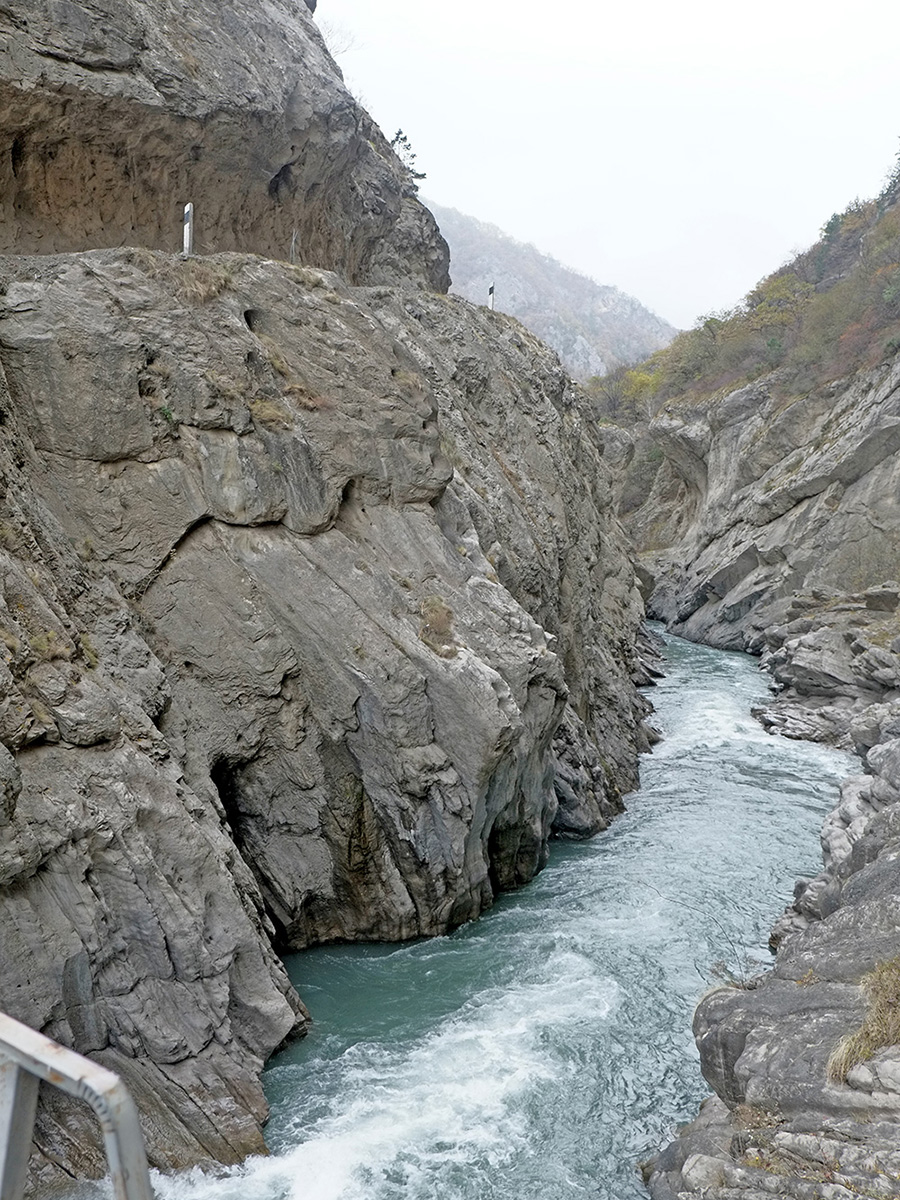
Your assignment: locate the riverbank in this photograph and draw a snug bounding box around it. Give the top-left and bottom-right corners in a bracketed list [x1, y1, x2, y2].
[143, 632, 855, 1200]
[647, 649, 900, 1200]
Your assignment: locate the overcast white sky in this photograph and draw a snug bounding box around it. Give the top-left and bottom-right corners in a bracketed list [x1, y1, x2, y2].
[317, 0, 899, 329]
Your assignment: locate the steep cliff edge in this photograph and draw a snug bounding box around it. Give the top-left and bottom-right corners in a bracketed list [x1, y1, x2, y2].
[0, 0, 448, 289]
[624, 191, 900, 1197]
[0, 248, 648, 1186]
[0, 4, 650, 1184]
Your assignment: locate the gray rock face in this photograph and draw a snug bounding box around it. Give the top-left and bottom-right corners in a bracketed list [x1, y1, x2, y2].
[0, 435, 307, 1184]
[750, 589, 900, 751]
[0, 247, 648, 1183]
[0, 0, 448, 290]
[630, 340, 900, 1198]
[629, 358, 900, 654]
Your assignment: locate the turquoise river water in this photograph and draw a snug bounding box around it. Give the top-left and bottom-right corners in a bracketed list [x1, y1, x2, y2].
[159, 631, 856, 1200]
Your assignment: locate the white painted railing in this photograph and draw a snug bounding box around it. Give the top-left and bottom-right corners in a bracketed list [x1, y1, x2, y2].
[0, 1012, 154, 1200]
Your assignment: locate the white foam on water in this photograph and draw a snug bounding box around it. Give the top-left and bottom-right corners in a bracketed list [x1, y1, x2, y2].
[148, 630, 861, 1200]
[156, 950, 618, 1200]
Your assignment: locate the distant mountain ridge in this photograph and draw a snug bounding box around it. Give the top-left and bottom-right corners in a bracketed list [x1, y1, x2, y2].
[428, 202, 677, 380]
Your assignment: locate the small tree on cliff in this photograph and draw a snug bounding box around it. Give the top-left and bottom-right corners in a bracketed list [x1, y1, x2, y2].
[391, 130, 426, 184]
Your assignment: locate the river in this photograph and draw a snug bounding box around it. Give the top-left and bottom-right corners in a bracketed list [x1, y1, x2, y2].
[160, 630, 856, 1200]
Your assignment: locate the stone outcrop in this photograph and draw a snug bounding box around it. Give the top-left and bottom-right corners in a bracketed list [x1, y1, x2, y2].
[0, 0, 449, 289]
[0, 367, 307, 1182]
[630, 355, 900, 654]
[0, 242, 649, 1185]
[627, 270, 900, 1199]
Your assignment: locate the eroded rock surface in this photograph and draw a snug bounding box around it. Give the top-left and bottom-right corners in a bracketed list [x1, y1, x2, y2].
[630, 357, 900, 655]
[0, 248, 648, 1183]
[0, 408, 306, 1184]
[630, 307, 900, 1200]
[0, 0, 449, 289]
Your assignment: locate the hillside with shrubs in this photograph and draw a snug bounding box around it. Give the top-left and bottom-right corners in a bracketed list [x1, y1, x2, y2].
[429, 201, 676, 381]
[592, 163, 900, 427]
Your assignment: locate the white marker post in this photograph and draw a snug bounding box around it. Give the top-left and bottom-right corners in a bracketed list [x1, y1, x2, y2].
[488, 282, 495, 311]
[183, 202, 194, 256]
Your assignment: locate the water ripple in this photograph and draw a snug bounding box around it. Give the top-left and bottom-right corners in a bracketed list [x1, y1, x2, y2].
[157, 630, 856, 1200]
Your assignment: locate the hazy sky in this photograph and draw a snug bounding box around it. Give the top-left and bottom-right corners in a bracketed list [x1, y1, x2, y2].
[317, 0, 899, 329]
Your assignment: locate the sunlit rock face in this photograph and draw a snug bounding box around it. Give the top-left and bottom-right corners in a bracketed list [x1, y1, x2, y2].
[0, 0, 448, 289]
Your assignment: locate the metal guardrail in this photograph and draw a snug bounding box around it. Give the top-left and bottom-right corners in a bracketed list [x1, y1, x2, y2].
[0, 1012, 154, 1200]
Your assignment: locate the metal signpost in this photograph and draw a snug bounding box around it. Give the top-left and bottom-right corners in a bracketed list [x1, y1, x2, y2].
[0, 1012, 154, 1200]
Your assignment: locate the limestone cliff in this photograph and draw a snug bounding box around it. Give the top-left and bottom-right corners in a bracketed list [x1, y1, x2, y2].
[0, 0, 448, 289]
[0, 2, 649, 1187]
[624, 190, 900, 1198]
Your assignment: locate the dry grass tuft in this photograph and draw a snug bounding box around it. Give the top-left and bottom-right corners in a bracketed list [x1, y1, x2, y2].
[392, 368, 422, 394]
[204, 371, 245, 406]
[29, 629, 71, 662]
[288, 265, 328, 289]
[177, 259, 236, 304]
[257, 333, 292, 377]
[0, 523, 19, 553]
[419, 595, 457, 658]
[129, 250, 236, 304]
[733, 1103, 781, 1132]
[144, 358, 172, 380]
[78, 634, 100, 669]
[796, 968, 821, 987]
[129, 247, 159, 274]
[249, 397, 293, 430]
[283, 382, 331, 411]
[0, 626, 20, 654]
[828, 957, 900, 1082]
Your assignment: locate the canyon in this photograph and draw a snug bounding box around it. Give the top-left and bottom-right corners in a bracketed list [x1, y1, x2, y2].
[2, 1, 899, 1197]
[625, 226, 900, 1195]
[0, 0, 650, 1188]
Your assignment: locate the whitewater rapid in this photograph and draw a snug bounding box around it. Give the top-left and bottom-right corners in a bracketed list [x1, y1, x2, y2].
[156, 630, 856, 1200]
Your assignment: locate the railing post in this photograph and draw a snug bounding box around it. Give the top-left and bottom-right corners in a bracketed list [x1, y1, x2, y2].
[0, 1013, 154, 1200]
[93, 1085, 155, 1200]
[0, 1061, 39, 1200]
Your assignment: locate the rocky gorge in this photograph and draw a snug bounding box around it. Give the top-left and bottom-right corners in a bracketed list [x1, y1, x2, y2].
[5, 1, 900, 1197]
[623, 203, 900, 1196]
[0, 0, 652, 1190]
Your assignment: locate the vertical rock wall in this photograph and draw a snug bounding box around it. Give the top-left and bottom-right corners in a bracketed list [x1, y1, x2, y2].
[0, 248, 648, 1182]
[0, 0, 449, 288]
